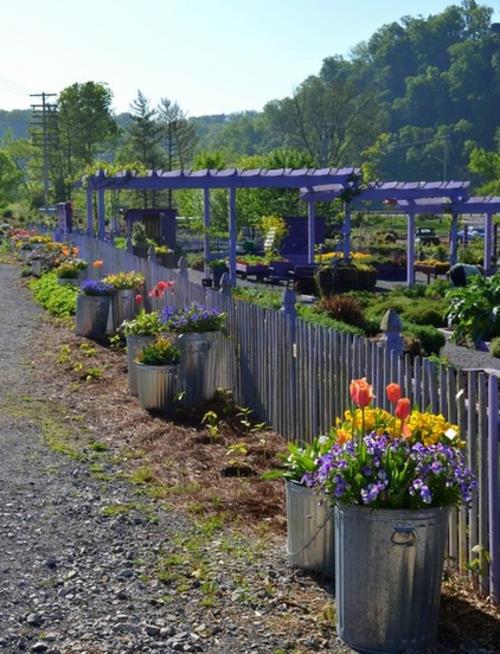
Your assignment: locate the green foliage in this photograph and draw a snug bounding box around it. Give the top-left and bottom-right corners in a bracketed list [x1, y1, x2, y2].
[122, 310, 162, 337]
[262, 436, 333, 482]
[403, 322, 446, 356]
[458, 240, 484, 265]
[29, 271, 77, 317]
[401, 304, 446, 328]
[297, 304, 364, 336]
[102, 271, 144, 290]
[446, 273, 500, 343]
[317, 294, 366, 328]
[0, 149, 23, 208]
[233, 287, 282, 310]
[138, 336, 181, 366]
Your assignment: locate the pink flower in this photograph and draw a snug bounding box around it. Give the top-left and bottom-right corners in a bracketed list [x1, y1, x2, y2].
[135, 294, 143, 305]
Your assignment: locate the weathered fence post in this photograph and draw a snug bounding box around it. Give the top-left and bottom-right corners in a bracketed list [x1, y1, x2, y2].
[178, 256, 189, 281]
[488, 373, 499, 603]
[219, 272, 232, 297]
[281, 287, 297, 339]
[379, 309, 404, 356]
[148, 245, 157, 265]
[281, 288, 297, 439]
[126, 233, 133, 253]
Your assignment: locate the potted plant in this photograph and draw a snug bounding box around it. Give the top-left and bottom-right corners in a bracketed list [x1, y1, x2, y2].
[56, 258, 88, 285]
[131, 222, 152, 258]
[135, 336, 182, 411]
[307, 379, 476, 654]
[122, 310, 163, 395]
[75, 279, 113, 339]
[103, 271, 145, 332]
[161, 302, 226, 406]
[155, 245, 177, 269]
[207, 259, 227, 288]
[263, 436, 336, 577]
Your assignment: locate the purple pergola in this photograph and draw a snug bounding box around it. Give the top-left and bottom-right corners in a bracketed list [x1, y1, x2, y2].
[83, 167, 359, 284]
[301, 181, 472, 286]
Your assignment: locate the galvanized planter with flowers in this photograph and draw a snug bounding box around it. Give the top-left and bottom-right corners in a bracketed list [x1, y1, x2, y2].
[135, 336, 181, 412]
[102, 271, 145, 333]
[75, 280, 113, 339]
[306, 379, 476, 654]
[160, 303, 226, 406]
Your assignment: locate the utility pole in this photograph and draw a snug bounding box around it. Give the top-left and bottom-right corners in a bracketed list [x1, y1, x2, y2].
[30, 92, 58, 212]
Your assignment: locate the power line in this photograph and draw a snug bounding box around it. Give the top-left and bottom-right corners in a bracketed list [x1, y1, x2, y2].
[30, 92, 58, 211]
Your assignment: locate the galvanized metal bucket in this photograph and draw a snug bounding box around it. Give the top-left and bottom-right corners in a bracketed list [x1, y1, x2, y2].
[58, 277, 79, 286]
[31, 259, 43, 277]
[136, 363, 179, 411]
[75, 294, 111, 339]
[335, 504, 450, 654]
[110, 289, 137, 333]
[22, 249, 32, 264]
[285, 480, 335, 577]
[126, 334, 155, 396]
[179, 332, 218, 406]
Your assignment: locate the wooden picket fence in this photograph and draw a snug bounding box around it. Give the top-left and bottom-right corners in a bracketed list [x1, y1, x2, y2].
[69, 234, 500, 603]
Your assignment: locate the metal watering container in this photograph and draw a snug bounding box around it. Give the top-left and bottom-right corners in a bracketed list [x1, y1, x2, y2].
[285, 480, 335, 577]
[110, 289, 137, 332]
[75, 294, 111, 339]
[179, 332, 218, 406]
[126, 335, 155, 395]
[335, 504, 449, 654]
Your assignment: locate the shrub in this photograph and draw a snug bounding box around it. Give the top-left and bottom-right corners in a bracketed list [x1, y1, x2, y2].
[317, 295, 366, 328]
[297, 305, 364, 336]
[186, 253, 205, 271]
[403, 322, 445, 357]
[233, 287, 282, 310]
[491, 337, 500, 358]
[425, 279, 451, 299]
[446, 273, 500, 343]
[403, 303, 446, 328]
[29, 272, 77, 317]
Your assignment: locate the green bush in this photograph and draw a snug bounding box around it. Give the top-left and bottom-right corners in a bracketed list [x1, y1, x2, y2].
[402, 303, 446, 328]
[446, 273, 500, 343]
[425, 279, 451, 298]
[29, 271, 77, 317]
[186, 252, 205, 271]
[297, 305, 364, 336]
[403, 322, 445, 357]
[491, 337, 500, 358]
[233, 287, 282, 310]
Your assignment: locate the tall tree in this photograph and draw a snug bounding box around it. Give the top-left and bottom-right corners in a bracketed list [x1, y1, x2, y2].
[121, 90, 163, 168]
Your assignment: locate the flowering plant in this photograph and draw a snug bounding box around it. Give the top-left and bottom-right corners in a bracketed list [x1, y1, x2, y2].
[137, 336, 181, 366]
[80, 279, 113, 296]
[103, 271, 144, 290]
[56, 259, 88, 279]
[149, 280, 175, 299]
[122, 310, 163, 337]
[304, 380, 476, 510]
[161, 302, 226, 333]
[262, 435, 333, 482]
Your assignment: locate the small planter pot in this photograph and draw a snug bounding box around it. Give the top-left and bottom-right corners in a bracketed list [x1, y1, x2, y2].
[201, 278, 213, 288]
[110, 288, 137, 332]
[136, 362, 180, 411]
[75, 294, 111, 339]
[157, 251, 178, 268]
[21, 249, 33, 264]
[285, 480, 335, 577]
[335, 504, 449, 654]
[179, 332, 219, 406]
[211, 267, 227, 289]
[126, 334, 156, 395]
[31, 259, 43, 277]
[132, 244, 150, 258]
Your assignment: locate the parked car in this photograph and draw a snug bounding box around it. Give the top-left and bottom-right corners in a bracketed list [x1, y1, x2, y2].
[416, 227, 440, 246]
[457, 227, 484, 243]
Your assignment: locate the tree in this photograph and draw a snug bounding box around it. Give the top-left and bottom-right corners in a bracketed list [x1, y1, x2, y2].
[120, 90, 163, 169]
[0, 149, 23, 208]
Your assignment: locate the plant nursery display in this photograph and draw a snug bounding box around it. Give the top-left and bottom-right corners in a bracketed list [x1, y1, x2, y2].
[103, 271, 145, 332]
[135, 336, 182, 411]
[122, 310, 164, 395]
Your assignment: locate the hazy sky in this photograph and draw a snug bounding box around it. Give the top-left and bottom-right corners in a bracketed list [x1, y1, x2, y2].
[1, 0, 499, 116]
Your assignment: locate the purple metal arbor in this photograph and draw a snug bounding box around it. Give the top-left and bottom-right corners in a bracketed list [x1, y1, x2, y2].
[83, 167, 359, 284]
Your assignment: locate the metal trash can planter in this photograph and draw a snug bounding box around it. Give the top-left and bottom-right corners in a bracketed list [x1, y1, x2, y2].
[126, 334, 156, 395]
[286, 480, 335, 578]
[136, 362, 179, 411]
[75, 294, 111, 339]
[335, 504, 449, 654]
[110, 289, 137, 333]
[179, 332, 219, 406]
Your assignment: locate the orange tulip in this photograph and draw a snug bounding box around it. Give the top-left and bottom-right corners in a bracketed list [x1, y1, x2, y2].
[349, 378, 374, 408]
[93, 260, 104, 269]
[386, 383, 401, 404]
[395, 398, 411, 421]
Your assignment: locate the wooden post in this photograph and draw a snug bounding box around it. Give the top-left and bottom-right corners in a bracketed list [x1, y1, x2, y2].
[488, 374, 499, 603]
[228, 187, 237, 285]
[343, 209, 351, 259]
[281, 287, 297, 341]
[86, 186, 94, 236]
[219, 272, 232, 297]
[484, 211, 494, 273]
[97, 188, 106, 240]
[406, 209, 416, 287]
[379, 309, 404, 355]
[203, 187, 211, 277]
[450, 213, 459, 266]
[307, 199, 315, 264]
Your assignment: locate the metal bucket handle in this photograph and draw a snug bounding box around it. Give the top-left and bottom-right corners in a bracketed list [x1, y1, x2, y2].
[391, 525, 416, 547]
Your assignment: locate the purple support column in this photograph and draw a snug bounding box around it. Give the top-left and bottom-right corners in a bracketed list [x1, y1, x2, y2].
[97, 188, 105, 240]
[407, 210, 416, 287]
[203, 188, 211, 277]
[343, 209, 351, 259]
[484, 212, 494, 273]
[228, 187, 237, 285]
[450, 213, 459, 266]
[86, 186, 93, 236]
[307, 200, 315, 264]
[488, 374, 499, 603]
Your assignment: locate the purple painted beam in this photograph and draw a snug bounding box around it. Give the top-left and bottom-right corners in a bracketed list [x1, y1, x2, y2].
[203, 188, 211, 277]
[86, 187, 94, 237]
[307, 200, 315, 264]
[97, 188, 105, 240]
[343, 210, 351, 259]
[228, 187, 237, 285]
[484, 212, 494, 272]
[450, 214, 459, 266]
[407, 210, 416, 287]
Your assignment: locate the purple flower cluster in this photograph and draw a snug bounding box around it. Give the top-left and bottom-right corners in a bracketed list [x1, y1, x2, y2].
[161, 302, 225, 334]
[80, 279, 113, 296]
[306, 432, 477, 510]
